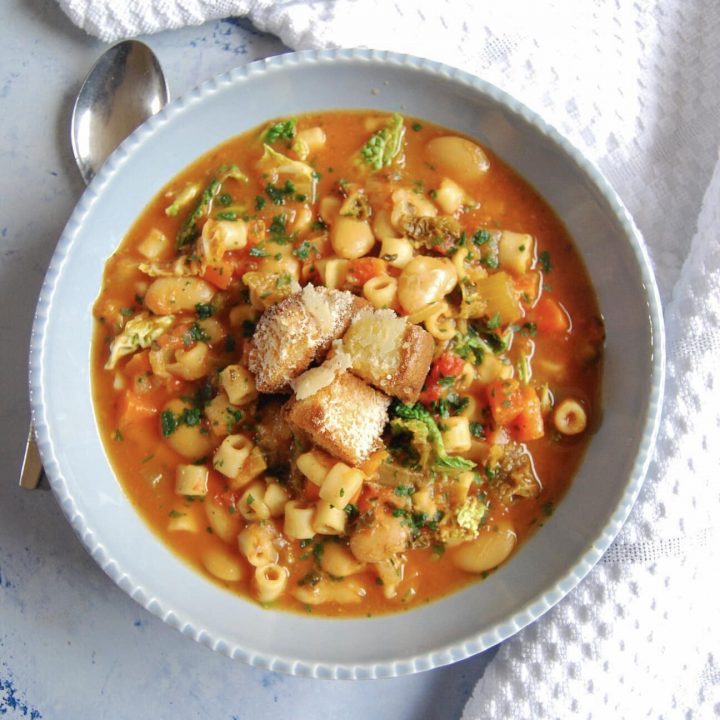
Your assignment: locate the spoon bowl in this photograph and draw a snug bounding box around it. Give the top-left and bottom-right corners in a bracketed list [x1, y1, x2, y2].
[71, 40, 169, 184]
[20, 40, 169, 490]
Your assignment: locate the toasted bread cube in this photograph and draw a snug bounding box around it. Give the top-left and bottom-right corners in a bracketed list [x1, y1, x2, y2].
[284, 372, 390, 466]
[247, 285, 366, 393]
[342, 308, 435, 403]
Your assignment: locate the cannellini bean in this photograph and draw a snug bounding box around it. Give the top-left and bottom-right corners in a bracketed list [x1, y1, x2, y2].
[144, 277, 215, 315]
[450, 520, 517, 573]
[331, 216, 375, 259]
[397, 256, 457, 314]
[553, 398, 587, 435]
[349, 510, 410, 563]
[202, 547, 244, 582]
[425, 136, 490, 183]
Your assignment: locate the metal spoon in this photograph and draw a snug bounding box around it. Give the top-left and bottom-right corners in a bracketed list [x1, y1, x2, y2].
[19, 40, 169, 489]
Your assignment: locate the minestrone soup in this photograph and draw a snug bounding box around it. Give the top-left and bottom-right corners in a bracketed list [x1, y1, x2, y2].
[92, 111, 603, 617]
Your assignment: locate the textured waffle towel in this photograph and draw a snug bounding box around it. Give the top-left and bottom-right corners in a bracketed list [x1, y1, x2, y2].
[57, 0, 720, 716]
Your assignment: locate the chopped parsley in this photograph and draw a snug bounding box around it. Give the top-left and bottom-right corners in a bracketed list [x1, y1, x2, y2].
[293, 240, 317, 260]
[538, 250, 552, 273]
[195, 303, 215, 319]
[161, 407, 203, 437]
[184, 322, 211, 345]
[255, 195, 266, 211]
[265, 179, 296, 205]
[472, 229, 492, 246]
[470, 422, 485, 439]
[269, 213, 292, 244]
[263, 118, 297, 144]
[249, 245, 269, 257]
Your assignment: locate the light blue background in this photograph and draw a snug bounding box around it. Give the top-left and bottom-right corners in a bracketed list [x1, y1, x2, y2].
[0, 2, 495, 717]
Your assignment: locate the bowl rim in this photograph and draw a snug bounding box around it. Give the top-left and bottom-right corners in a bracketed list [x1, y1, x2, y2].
[29, 47, 665, 679]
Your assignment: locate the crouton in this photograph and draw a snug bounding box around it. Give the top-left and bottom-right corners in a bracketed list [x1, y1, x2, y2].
[342, 307, 435, 403]
[247, 284, 367, 393]
[284, 372, 390, 466]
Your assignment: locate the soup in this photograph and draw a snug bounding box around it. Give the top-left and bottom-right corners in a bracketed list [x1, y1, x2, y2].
[92, 111, 603, 617]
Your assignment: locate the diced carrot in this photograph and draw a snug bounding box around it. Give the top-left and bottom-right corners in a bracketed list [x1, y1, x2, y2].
[533, 297, 570, 334]
[347, 257, 387, 286]
[117, 389, 159, 425]
[202, 259, 234, 289]
[486, 379, 525, 426]
[511, 386, 545, 441]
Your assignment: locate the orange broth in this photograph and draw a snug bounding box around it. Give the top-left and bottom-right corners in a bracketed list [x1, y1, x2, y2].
[92, 110, 603, 617]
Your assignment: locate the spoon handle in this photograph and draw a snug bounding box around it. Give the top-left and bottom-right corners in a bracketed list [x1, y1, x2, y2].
[19, 427, 48, 490]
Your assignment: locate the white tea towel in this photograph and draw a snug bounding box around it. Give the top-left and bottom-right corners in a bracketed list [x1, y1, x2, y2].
[57, 1, 720, 716]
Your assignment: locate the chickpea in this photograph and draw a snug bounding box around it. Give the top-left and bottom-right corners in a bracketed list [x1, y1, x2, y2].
[425, 136, 490, 184]
[144, 277, 215, 315]
[349, 510, 410, 563]
[331, 216, 375, 259]
[450, 520, 517, 573]
[397, 256, 458, 314]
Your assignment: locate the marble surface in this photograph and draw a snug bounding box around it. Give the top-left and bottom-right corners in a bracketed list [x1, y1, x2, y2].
[0, 2, 495, 717]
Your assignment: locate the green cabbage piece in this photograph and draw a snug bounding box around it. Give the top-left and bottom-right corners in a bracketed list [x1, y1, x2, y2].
[257, 144, 317, 203]
[438, 495, 489, 544]
[105, 312, 174, 370]
[358, 113, 406, 170]
[391, 401, 475, 473]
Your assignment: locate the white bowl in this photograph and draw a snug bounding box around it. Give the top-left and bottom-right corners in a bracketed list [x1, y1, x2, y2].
[30, 49, 664, 678]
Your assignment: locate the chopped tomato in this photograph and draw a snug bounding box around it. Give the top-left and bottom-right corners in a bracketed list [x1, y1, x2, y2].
[347, 257, 387, 286]
[419, 352, 465, 403]
[202, 259, 234, 289]
[434, 352, 465, 377]
[511, 386, 545, 441]
[532, 297, 570, 334]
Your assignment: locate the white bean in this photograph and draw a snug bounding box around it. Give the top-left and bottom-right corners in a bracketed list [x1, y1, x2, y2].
[397, 256, 457, 314]
[145, 277, 215, 315]
[450, 520, 517, 573]
[425, 136, 490, 183]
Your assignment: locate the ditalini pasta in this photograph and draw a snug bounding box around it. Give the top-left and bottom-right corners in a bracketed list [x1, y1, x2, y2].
[92, 111, 604, 617]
